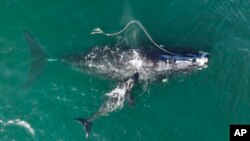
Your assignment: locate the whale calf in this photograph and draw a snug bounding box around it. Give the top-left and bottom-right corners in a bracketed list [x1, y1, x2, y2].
[76, 73, 139, 137]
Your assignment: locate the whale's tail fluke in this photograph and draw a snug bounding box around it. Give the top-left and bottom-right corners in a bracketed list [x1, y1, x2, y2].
[22, 30, 48, 90]
[75, 118, 92, 138]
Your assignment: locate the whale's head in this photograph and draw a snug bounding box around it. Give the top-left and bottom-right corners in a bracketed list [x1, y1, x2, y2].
[121, 73, 139, 92]
[159, 51, 209, 71]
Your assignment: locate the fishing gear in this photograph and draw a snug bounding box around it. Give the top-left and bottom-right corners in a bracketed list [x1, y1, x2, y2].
[91, 20, 177, 55]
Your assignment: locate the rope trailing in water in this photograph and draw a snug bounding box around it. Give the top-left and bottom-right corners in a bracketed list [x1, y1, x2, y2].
[91, 20, 177, 55]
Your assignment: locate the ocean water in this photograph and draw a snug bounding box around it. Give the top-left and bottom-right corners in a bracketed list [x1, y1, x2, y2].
[0, 0, 250, 141]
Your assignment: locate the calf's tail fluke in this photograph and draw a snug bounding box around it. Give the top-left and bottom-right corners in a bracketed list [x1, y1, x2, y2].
[22, 30, 48, 90]
[75, 118, 92, 138]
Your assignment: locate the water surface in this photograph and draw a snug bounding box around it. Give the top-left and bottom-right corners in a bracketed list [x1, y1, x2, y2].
[0, 0, 250, 140]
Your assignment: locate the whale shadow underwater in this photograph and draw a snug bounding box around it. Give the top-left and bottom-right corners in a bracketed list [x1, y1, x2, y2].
[22, 20, 209, 138]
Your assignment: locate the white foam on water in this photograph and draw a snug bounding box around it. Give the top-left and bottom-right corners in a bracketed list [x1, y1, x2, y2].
[129, 50, 143, 70]
[13, 119, 35, 135]
[47, 58, 58, 62]
[106, 87, 126, 107]
[105, 87, 126, 97]
[162, 78, 168, 83]
[100, 80, 131, 114]
[0, 119, 35, 136]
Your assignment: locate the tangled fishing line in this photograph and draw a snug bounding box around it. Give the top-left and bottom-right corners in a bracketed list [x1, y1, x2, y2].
[90, 20, 177, 55]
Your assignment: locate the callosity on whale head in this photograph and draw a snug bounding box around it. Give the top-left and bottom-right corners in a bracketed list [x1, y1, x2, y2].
[159, 51, 209, 68]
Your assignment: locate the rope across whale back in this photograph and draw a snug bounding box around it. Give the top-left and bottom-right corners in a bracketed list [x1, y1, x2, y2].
[90, 20, 178, 56]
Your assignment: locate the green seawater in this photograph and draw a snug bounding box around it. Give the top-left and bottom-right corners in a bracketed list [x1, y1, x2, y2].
[0, 0, 250, 140]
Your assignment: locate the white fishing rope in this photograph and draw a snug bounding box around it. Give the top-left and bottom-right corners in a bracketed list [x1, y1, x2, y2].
[91, 20, 177, 55]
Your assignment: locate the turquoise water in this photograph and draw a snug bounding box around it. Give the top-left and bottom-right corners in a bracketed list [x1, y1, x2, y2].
[1, 0, 250, 140]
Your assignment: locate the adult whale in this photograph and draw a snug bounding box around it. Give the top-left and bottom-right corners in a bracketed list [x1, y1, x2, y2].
[62, 46, 208, 82]
[22, 20, 208, 88]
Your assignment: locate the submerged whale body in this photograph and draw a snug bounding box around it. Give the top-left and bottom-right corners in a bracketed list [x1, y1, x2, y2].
[63, 46, 208, 82]
[22, 20, 209, 138]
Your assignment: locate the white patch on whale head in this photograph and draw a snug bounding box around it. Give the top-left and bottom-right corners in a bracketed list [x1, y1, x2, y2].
[196, 52, 209, 67]
[196, 57, 208, 66]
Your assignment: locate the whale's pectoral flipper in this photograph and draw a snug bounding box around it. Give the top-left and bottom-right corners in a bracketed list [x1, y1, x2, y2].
[125, 92, 135, 106]
[22, 30, 48, 90]
[75, 118, 92, 138]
